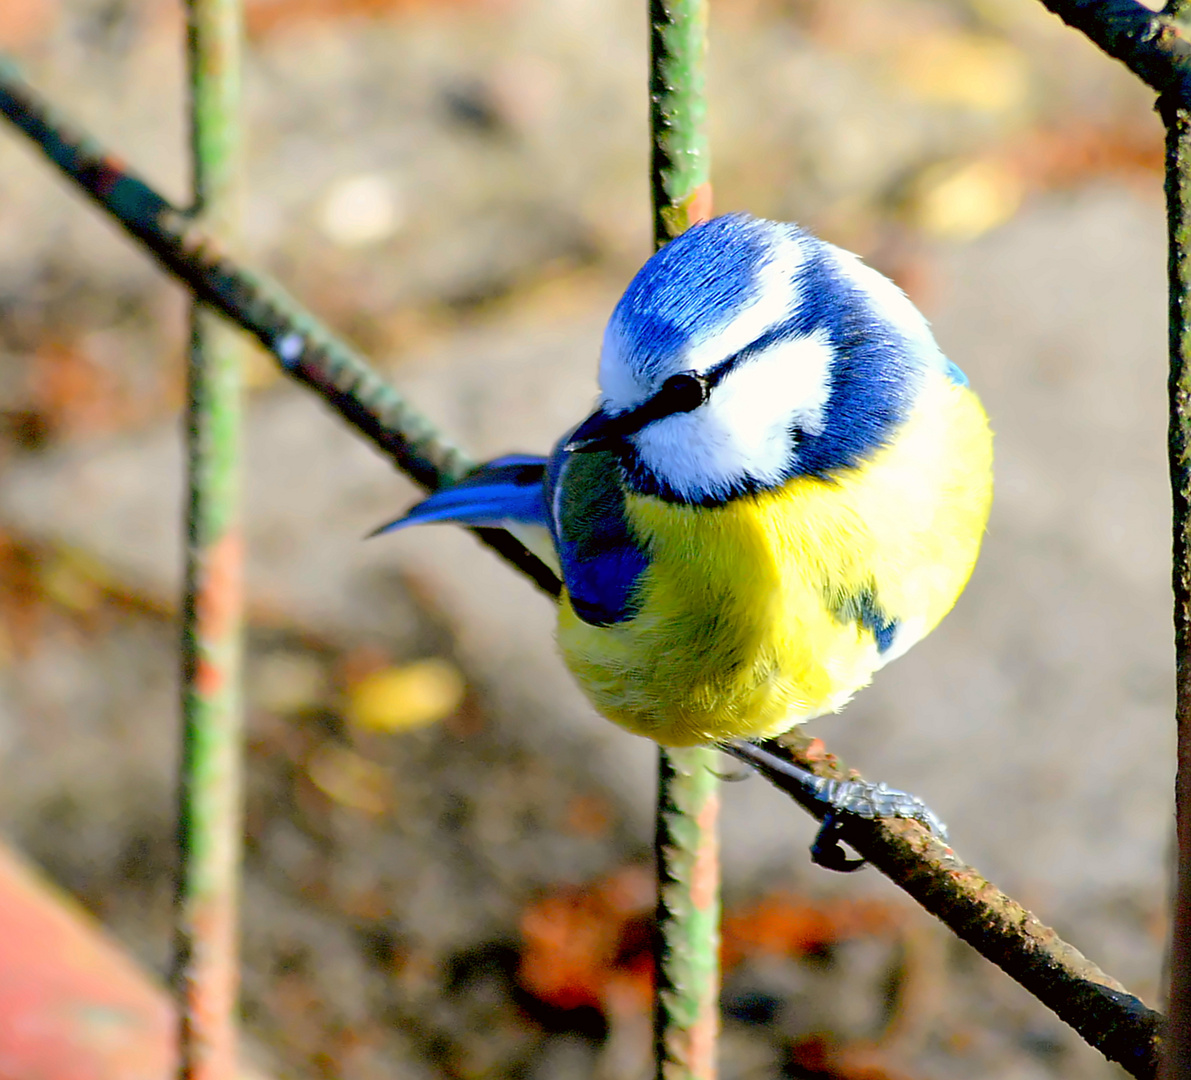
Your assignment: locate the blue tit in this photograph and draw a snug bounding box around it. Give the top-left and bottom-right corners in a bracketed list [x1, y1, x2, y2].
[377, 213, 992, 765]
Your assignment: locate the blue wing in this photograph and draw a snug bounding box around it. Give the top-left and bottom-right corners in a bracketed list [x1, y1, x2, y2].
[372, 455, 550, 533]
[547, 442, 650, 627]
[375, 445, 650, 628]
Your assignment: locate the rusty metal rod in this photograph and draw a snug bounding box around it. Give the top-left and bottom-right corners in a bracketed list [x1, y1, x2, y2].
[724, 738, 1163, 1079]
[648, 4, 720, 1078]
[1035, 0, 1191, 101]
[171, 0, 246, 1076]
[1164, 90, 1191, 1080]
[1025, 1, 1191, 1075]
[0, 56, 560, 598]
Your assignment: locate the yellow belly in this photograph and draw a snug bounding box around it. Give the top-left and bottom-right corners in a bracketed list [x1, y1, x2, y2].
[557, 374, 993, 746]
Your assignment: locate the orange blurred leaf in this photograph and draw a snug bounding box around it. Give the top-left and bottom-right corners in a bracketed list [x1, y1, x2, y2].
[1013, 123, 1163, 190]
[245, 0, 515, 37]
[722, 892, 904, 969]
[26, 340, 144, 440]
[517, 867, 654, 1017]
[562, 793, 613, 838]
[306, 743, 391, 814]
[888, 32, 1029, 114]
[903, 157, 1025, 242]
[787, 1034, 917, 1080]
[0, 0, 56, 48]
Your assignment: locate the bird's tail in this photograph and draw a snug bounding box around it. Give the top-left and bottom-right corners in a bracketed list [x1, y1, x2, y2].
[370, 455, 559, 574]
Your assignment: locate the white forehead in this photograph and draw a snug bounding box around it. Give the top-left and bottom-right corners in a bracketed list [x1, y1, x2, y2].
[599, 231, 808, 412]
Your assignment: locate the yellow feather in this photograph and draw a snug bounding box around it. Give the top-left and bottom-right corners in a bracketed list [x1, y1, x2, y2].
[557, 371, 993, 746]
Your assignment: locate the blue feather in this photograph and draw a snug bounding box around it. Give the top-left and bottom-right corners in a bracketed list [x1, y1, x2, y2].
[775, 247, 919, 479]
[372, 455, 549, 534]
[548, 444, 650, 627]
[609, 214, 772, 381]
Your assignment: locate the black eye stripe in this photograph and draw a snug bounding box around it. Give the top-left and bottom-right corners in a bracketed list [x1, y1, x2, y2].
[592, 356, 739, 448]
[703, 354, 737, 387]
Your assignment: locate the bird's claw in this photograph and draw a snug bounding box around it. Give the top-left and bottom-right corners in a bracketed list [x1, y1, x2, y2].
[810, 814, 866, 872]
[807, 776, 948, 872]
[720, 740, 948, 873]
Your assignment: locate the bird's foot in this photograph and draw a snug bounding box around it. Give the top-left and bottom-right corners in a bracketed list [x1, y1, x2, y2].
[720, 740, 947, 873]
[804, 776, 948, 872]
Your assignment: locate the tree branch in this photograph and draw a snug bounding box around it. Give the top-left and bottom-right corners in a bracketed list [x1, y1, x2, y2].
[0, 54, 1162, 1074]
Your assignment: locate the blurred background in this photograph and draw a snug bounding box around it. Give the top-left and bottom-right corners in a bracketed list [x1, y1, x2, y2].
[0, 0, 1174, 1076]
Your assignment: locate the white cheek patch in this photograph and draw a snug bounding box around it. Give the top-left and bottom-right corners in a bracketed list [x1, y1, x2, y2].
[631, 413, 731, 499]
[633, 329, 836, 500]
[714, 328, 834, 440]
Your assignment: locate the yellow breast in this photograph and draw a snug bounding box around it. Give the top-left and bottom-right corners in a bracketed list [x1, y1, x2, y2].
[557, 372, 993, 746]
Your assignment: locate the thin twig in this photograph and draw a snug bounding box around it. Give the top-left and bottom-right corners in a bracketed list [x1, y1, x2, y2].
[0, 52, 1163, 1074]
[723, 739, 1164, 1079]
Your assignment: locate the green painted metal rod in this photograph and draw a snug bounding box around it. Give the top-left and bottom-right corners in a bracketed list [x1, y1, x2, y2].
[648, 4, 720, 1079]
[171, 0, 246, 1077]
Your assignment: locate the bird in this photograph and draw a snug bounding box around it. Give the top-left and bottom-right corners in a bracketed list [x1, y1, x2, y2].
[375, 213, 993, 859]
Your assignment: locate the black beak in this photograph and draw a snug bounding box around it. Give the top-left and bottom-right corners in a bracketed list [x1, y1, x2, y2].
[565, 373, 712, 453]
[564, 408, 642, 453]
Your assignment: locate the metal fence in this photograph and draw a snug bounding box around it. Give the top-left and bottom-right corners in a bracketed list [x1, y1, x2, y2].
[0, 0, 1188, 1076]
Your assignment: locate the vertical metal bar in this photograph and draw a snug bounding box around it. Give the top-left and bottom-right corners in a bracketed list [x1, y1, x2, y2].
[1166, 87, 1191, 1079]
[172, 0, 244, 1077]
[648, 4, 719, 1079]
[654, 748, 720, 1080]
[649, 0, 713, 246]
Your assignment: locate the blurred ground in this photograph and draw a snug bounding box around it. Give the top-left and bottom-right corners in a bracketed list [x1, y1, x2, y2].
[0, 0, 1175, 1077]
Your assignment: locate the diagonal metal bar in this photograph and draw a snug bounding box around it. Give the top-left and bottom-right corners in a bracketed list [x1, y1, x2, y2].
[171, 0, 246, 1077]
[648, 4, 720, 1079]
[1036, 0, 1191, 102]
[724, 739, 1164, 1079]
[0, 56, 560, 599]
[0, 51, 1165, 1076]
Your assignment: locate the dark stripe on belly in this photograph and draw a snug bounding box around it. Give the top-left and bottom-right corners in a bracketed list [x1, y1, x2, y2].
[829, 584, 899, 653]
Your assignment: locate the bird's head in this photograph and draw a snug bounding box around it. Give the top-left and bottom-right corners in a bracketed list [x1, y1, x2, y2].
[566, 213, 952, 505]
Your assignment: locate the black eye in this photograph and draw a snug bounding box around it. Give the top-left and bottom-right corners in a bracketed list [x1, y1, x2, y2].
[660, 372, 709, 414]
